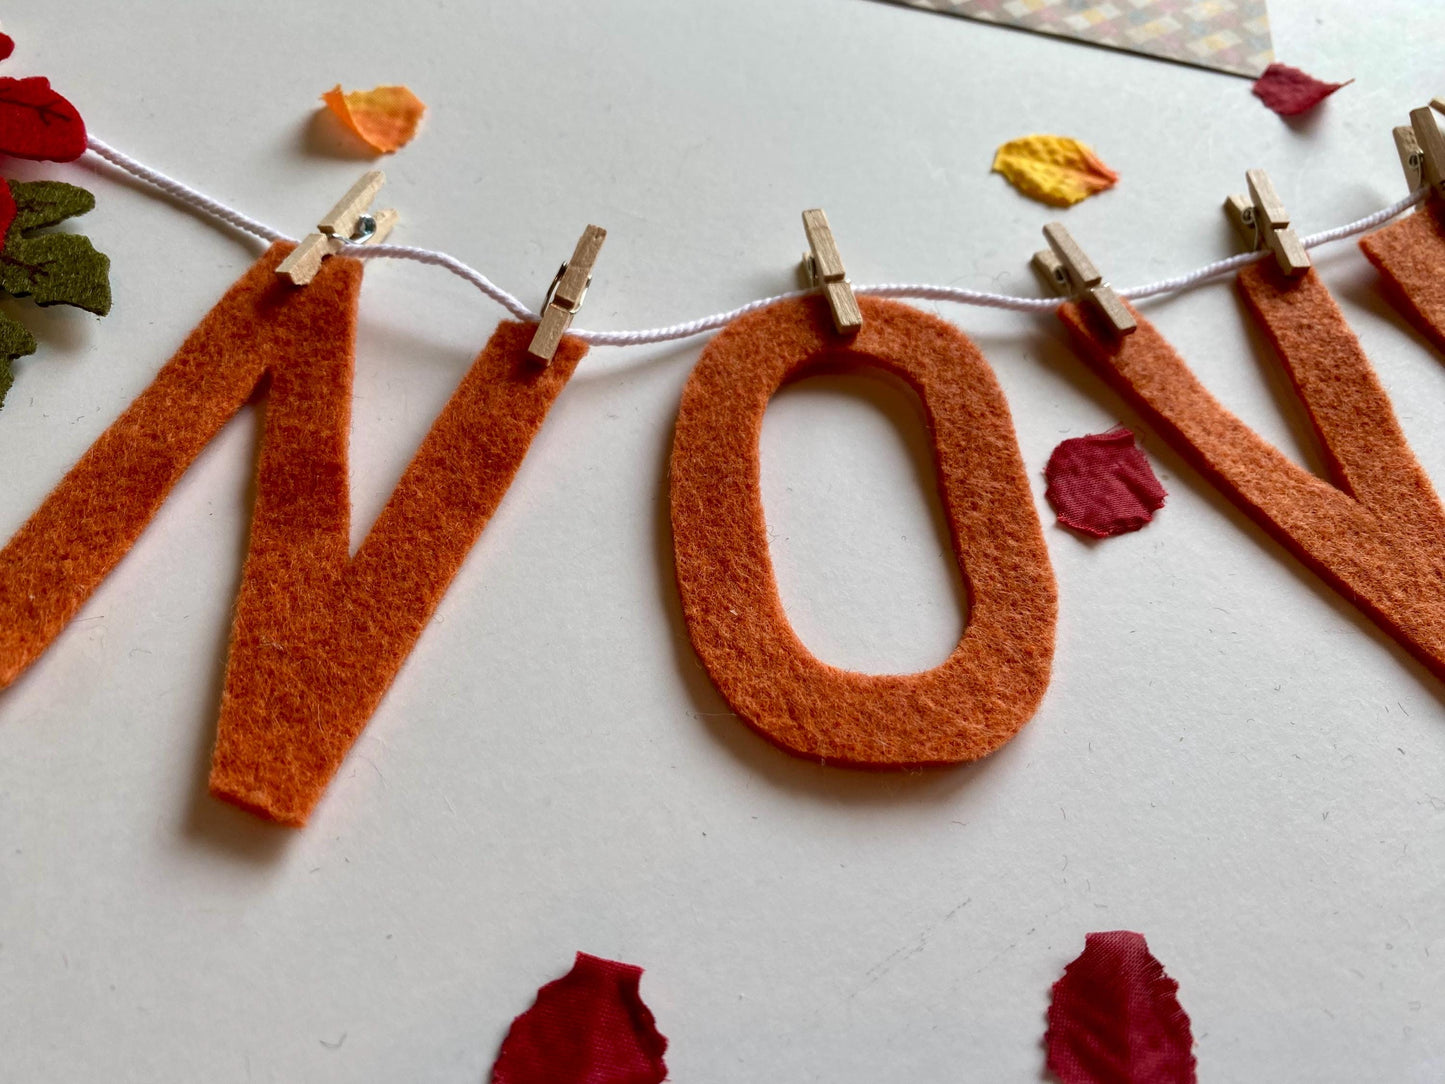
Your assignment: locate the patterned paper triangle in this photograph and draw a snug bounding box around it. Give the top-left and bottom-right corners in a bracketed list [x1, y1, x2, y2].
[879, 0, 1273, 78]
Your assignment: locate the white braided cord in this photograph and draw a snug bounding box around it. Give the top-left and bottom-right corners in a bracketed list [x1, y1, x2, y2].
[84, 133, 1431, 347]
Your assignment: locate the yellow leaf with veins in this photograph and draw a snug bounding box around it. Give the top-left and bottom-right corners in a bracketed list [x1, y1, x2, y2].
[991, 135, 1119, 208]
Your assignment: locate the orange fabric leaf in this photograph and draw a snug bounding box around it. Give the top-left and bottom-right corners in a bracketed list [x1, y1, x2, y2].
[321, 84, 426, 154]
[991, 134, 1118, 208]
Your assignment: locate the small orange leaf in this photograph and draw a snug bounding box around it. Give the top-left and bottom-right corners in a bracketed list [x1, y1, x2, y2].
[321, 84, 426, 154]
[991, 134, 1118, 208]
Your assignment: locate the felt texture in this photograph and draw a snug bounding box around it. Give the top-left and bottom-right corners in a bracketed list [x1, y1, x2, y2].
[0, 76, 86, 161]
[8, 177, 96, 233]
[1045, 426, 1166, 538]
[0, 308, 34, 403]
[0, 177, 22, 403]
[671, 296, 1056, 767]
[1251, 63, 1351, 117]
[1360, 202, 1445, 353]
[1059, 263, 1445, 682]
[0, 179, 110, 314]
[491, 953, 668, 1084]
[0, 178, 109, 409]
[0, 243, 584, 825]
[1045, 931, 1196, 1084]
[0, 175, 15, 240]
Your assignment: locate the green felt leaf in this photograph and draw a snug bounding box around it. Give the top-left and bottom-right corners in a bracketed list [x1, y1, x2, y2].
[7, 179, 95, 232]
[0, 180, 109, 411]
[0, 231, 111, 315]
[0, 307, 38, 407]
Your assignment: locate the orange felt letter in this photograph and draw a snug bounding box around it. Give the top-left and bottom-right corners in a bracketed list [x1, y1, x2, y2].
[670, 296, 1057, 767]
[1059, 252, 1445, 681]
[1360, 204, 1445, 353]
[0, 243, 583, 824]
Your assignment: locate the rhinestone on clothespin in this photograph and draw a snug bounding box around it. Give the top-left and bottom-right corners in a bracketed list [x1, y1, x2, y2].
[1031, 222, 1135, 337]
[1392, 100, 1445, 206]
[1224, 168, 1309, 275]
[527, 224, 607, 365]
[800, 208, 862, 335]
[276, 171, 398, 286]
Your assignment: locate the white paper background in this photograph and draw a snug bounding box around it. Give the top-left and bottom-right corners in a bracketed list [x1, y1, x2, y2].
[2, 1, 1444, 1080]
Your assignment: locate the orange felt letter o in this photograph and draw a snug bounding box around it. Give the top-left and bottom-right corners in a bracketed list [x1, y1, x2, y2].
[670, 296, 1057, 767]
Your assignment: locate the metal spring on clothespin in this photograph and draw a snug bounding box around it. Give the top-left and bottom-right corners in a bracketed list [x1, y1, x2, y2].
[276, 171, 398, 286]
[1031, 222, 1135, 337]
[1393, 99, 1445, 206]
[1224, 168, 1309, 275]
[528, 224, 607, 365]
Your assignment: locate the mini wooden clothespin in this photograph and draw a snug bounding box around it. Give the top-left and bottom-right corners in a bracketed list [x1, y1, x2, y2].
[276, 171, 398, 286]
[527, 225, 607, 365]
[800, 208, 862, 335]
[1031, 222, 1135, 336]
[1393, 103, 1445, 204]
[1224, 168, 1309, 275]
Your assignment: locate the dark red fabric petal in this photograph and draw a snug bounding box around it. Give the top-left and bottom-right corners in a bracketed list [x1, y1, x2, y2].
[0, 34, 14, 63]
[1045, 426, 1165, 538]
[0, 76, 87, 162]
[1252, 63, 1351, 117]
[0, 179, 14, 246]
[491, 952, 669, 1084]
[1045, 931, 1195, 1084]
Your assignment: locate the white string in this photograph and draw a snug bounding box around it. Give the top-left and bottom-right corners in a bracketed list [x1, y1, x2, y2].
[357, 242, 540, 323]
[1121, 186, 1430, 302]
[83, 133, 1431, 347]
[85, 135, 292, 245]
[1299, 186, 1428, 245]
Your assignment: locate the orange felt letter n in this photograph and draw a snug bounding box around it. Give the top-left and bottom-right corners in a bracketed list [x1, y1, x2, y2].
[0, 243, 584, 825]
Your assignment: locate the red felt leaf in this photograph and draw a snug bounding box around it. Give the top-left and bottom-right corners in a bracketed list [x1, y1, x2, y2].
[0, 34, 14, 62]
[1252, 63, 1352, 117]
[0, 77, 87, 161]
[1045, 426, 1165, 538]
[1046, 931, 1196, 1084]
[492, 952, 669, 1084]
[0, 179, 15, 245]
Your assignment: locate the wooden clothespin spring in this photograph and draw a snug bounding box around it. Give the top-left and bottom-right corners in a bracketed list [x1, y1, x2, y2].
[800, 209, 862, 335]
[1394, 103, 1445, 204]
[1031, 222, 1135, 337]
[277, 171, 398, 286]
[1224, 168, 1309, 276]
[527, 225, 607, 365]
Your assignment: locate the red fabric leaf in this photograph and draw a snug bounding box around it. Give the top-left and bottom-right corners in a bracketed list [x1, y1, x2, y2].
[0, 34, 14, 62]
[0, 180, 15, 245]
[0, 77, 87, 161]
[492, 952, 669, 1084]
[1252, 63, 1352, 117]
[1046, 931, 1196, 1084]
[1045, 426, 1165, 538]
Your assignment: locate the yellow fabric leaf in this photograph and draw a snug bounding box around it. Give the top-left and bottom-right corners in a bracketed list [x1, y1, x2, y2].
[991, 135, 1119, 208]
[321, 84, 426, 154]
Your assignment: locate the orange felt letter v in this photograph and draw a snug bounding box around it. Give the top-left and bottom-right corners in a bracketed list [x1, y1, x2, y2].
[0, 243, 585, 825]
[1058, 242, 1445, 683]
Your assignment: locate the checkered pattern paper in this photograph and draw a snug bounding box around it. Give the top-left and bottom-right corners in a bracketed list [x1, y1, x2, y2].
[884, 0, 1273, 77]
